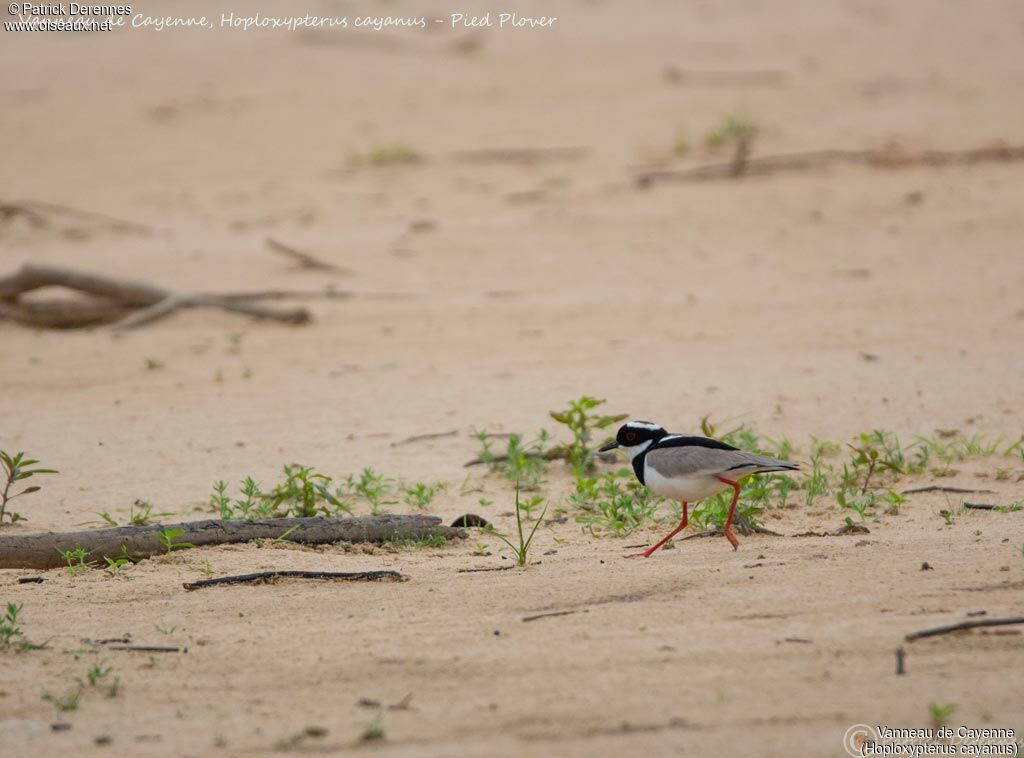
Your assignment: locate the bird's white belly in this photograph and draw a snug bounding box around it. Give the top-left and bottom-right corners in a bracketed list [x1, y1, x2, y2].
[643, 464, 730, 502]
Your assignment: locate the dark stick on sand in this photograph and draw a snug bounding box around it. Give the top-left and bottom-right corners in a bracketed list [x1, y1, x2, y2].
[183, 570, 406, 590]
[904, 617, 1024, 642]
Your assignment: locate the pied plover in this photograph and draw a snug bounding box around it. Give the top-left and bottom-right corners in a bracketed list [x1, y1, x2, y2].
[599, 420, 798, 557]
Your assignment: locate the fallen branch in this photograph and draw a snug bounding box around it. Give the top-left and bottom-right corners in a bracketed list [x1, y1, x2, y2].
[108, 645, 188, 654]
[963, 502, 998, 511]
[183, 570, 405, 590]
[636, 143, 1024, 187]
[266, 237, 351, 274]
[904, 616, 1024, 643]
[902, 485, 996, 495]
[0, 263, 315, 330]
[0, 514, 465, 569]
[457, 565, 516, 573]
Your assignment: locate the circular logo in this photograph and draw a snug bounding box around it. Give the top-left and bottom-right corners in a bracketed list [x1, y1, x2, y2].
[843, 724, 875, 757]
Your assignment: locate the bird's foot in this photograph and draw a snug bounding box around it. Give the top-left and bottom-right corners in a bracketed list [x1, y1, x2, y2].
[625, 550, 653, 559]
[724, 527, 739, 550]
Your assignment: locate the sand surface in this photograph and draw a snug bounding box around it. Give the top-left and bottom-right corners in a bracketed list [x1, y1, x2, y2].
[2, 1, 1024, 755]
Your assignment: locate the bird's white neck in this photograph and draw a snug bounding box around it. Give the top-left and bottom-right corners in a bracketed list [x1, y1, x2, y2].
[618, 439, 654, 461]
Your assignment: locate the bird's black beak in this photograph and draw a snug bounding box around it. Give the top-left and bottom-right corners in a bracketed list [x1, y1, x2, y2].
[598, 441, 619, 453]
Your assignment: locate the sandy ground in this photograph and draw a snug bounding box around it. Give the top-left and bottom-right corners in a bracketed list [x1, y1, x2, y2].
[2, 1, 1024, 755]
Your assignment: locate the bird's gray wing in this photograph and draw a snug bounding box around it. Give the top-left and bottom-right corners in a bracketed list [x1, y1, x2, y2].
[646, 446, 797, 479]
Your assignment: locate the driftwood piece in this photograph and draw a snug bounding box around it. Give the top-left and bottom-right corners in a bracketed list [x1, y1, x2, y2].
[905, 616, 1024, 642]
[636, 143, 1024, 187]
[183, 569, 405, 590]
[0, 514, 466, 570]
[0, 263, 314, 330]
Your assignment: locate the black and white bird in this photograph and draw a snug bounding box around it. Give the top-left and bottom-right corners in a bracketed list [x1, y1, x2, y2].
[599, 421, 798, 558]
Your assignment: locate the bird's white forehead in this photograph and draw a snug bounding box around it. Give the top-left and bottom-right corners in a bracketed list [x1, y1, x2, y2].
[627, 421, 663, 431]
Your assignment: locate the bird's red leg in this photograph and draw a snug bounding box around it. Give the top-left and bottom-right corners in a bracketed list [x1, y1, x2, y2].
[716, 477, 741, 550]
[627, 503, 687, 558]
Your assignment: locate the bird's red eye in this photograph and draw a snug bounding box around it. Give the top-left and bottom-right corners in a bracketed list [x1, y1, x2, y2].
[625, 432, 637, 442]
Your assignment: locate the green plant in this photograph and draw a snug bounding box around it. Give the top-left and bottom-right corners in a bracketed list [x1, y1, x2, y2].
[401, 482, 445, 510]
[156, 528, 195, 554]
[704, 114, 762, 175]
[475, 431, 551, 491]
[0, 451, 57, 525]
[45, 688, 82, 718]
[97, 499, 170, 527]
[549, 396, 627, 491]
[144, 357, 164, 370]
[85, 664, 111, 687]
[188, 561, 215, 578]
[883, 489, 908, 515]
[385, 533, 448, 549]
[58, 545, 97, 575]
[691, 488, 766, 533]
[361, 714, 386, 741]
[1, 602, 24, 649]
[800, 453, 831, 504]
[574, 470, 662, 536]
[929, 703, 956, 729]
[369, 144, 420, 166]
[493, 486, 547, 567]
[270, 465, 355, 518]
[102, 546, 134, 578]
[340, 468, 396, 515]
[836, 490, 877, 522]
[211, 476, 273, 520]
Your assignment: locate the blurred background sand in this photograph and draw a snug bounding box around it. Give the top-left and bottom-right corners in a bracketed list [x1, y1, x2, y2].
[2, 2, 1023, 755]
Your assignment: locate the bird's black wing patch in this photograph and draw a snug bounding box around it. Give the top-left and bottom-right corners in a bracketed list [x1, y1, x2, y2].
[650, 435, 740, 452]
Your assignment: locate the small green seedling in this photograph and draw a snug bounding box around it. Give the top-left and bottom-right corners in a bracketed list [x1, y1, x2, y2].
[929, 703, 956, 729]
[85, 664, 111, 686]
[549, 395, 628, 492]
[1, 601, 24, 649]
[97, 499, 170, 527]
[361, 714, 386, 741]
[103, 546, 134, 579]
[492, 486, 547, 567]
[144, 357, 164, 370]
[156, 528, 195, 554]
[0, 450, 58, 525]
[58, 545, 97, 575]
[45, 688, 82, 719]
[368, 144, 420, 166]
[704, 114, 762, 176]
[401, 482, 445, 510]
